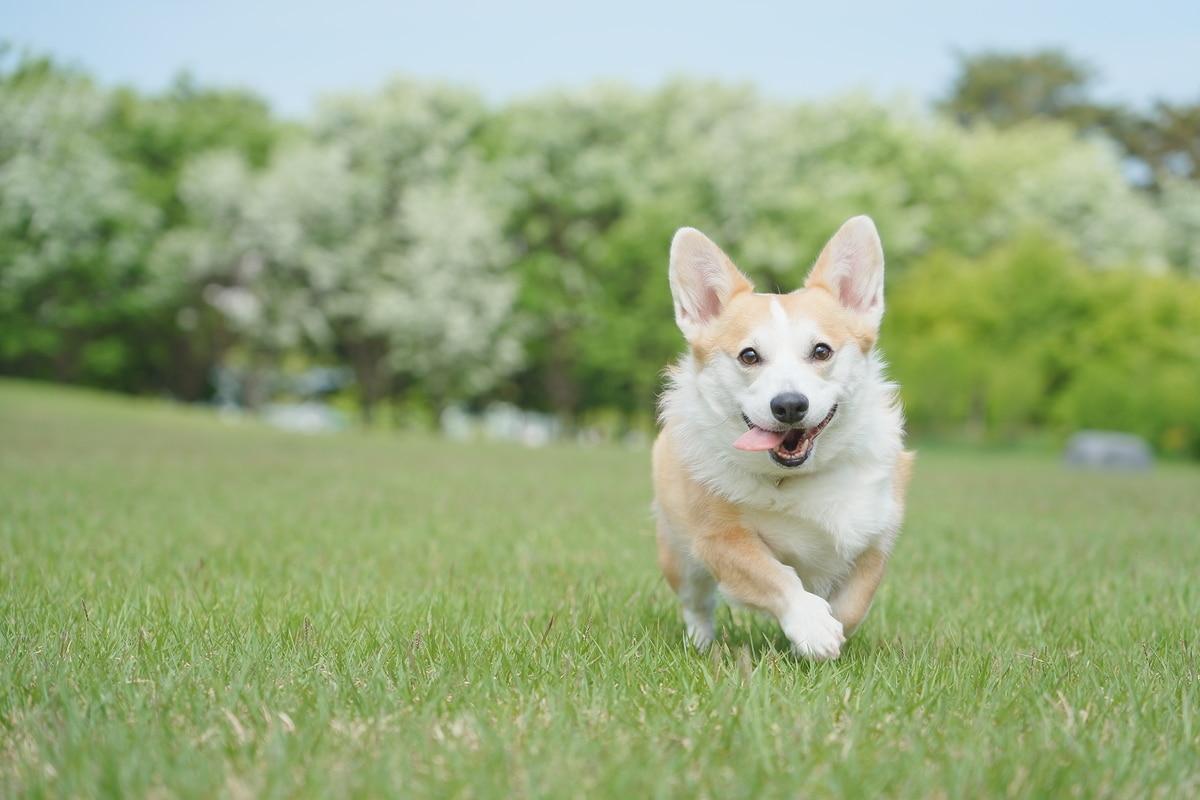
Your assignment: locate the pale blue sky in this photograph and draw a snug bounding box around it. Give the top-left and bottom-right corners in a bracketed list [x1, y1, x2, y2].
[4, 0, 1198, 115]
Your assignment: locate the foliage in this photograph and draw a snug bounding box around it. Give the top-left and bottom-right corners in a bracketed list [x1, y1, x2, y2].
[1, 48, 1198, 452]
[938, 49, 1097, 128]
[485, 85, 1178, 423]
[0, 56, 159, 389]
[0, 53, 284, 399]
[887, 236, 1200, 456]
[104, 74, 280, 226]
[148, 145, 353, 405]
[1099, 100, 1200, 187]
[311, 81, 520, 418]
[940, 47, 1200, 193]
[1162, 178, 1200, 275]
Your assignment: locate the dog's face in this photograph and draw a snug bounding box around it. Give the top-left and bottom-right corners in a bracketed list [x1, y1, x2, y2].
[668, 217, 885, 470]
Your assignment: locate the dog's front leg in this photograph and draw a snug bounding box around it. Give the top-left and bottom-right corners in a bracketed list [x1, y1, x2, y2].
[694, 525, 844, 660]
[829, 546, 888, 636]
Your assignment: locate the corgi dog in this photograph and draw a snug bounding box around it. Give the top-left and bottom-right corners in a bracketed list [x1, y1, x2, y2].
[653, 216, 913, 660]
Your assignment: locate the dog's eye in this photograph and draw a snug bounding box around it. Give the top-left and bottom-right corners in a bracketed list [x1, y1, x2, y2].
[737, 347, 761, 366]
[811, 343, 833, 361]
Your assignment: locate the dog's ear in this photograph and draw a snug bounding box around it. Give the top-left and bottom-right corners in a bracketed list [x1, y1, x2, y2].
[804, 216, 885, 330]
[669, 227, 753, 340]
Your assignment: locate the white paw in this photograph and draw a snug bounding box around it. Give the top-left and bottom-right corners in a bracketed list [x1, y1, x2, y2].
[781, 593, 845, 661]
[684, 609, 715, 651]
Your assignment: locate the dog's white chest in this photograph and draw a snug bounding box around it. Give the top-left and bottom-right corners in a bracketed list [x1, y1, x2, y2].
[740, 469, 896, 598]
[744, 508, 846, 596]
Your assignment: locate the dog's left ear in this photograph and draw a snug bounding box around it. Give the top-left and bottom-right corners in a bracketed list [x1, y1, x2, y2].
[804, 216, 885, 330]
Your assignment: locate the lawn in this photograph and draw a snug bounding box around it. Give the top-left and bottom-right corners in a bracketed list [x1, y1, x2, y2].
[1, 380, 1198, 798]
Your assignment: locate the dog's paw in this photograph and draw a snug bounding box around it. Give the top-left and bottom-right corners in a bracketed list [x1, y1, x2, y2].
[781, 593, 845, 661]
[684, 608, 715, 651]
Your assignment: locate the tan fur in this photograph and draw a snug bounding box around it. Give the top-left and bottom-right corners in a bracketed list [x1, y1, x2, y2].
[784, 288, 878, 353]
[827, 451, 914, 633]
[828, 547, 887, 634]
[694, 288, 875, 364]
[655, 519, 682, 592]
[654, 428, 802, 619]
[659, 437, 916, 638]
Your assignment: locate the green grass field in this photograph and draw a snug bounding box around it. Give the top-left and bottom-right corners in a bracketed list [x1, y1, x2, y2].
[2, 380, 1198, 798]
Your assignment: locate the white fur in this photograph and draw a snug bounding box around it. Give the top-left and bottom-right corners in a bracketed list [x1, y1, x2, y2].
[781, 592, 845, 660]
[734, 298, 851, 434]
[658, 219, 905, 660]
[661, 348, 905, 591]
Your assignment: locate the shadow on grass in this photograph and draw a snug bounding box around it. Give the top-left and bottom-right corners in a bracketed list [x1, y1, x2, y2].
[645, 602, 905, 671]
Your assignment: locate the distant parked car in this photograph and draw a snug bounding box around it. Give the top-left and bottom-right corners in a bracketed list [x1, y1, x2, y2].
[1063, 431, 1154, 470]
[261, 403, 348, 434]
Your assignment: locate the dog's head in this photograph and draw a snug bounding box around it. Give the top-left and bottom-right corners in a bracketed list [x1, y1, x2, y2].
[668, 216, 885, 470]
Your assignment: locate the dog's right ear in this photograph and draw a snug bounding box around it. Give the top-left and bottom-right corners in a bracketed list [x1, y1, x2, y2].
[669, 228, 753, 340]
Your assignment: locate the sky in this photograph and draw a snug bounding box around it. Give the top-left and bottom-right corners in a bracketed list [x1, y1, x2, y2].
[4, 0, 1198, 116]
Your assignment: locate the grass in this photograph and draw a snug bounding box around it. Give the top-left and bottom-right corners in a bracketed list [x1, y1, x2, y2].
[1, 379, 1198, 798]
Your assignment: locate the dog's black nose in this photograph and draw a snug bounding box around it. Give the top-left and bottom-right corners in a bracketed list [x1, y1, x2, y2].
[770, 392, 809, 424]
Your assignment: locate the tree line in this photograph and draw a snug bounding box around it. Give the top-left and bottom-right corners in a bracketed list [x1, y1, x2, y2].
[1, 47, 1198, 454]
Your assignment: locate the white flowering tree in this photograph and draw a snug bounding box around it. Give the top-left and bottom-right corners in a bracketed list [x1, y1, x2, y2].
[150, 142, 363, 406]
[154, 80, 520, 420]
[312, 80, 520, 420]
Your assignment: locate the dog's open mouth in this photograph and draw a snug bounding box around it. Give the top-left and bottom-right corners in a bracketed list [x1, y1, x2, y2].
[735, 405, 838, 468]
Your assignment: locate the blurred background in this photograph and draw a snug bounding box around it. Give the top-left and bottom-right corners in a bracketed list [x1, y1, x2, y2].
[2, 1, 1198, 457]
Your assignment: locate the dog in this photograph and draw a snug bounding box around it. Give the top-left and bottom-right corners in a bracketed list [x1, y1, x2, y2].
[653, 216, 913, 660]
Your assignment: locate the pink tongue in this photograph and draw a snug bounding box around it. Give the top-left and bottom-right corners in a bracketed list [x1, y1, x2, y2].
[734, 426, 787, 452]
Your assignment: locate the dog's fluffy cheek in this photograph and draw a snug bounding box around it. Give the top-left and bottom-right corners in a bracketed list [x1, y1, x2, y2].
[693, 360, 745, 419]
[828, 346, 870, 396]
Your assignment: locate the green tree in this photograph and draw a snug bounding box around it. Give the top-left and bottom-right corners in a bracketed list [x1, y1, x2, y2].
[886, 236, 1200, 455]
[104, 74, 280, 227]
[940, 47, 1200, 195]
[1100, 100, 1200, 186]
[0, 53, 159, 389]
[938, 49, 1097, 128]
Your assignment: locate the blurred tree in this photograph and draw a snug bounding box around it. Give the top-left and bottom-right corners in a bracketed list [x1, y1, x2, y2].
[313, 80, 520, 421]
[2, 47, 1196, 450]
[478, 80, 1180, 422]
[940, 47, 1199, 272]
[1099, 100, 1200, 187]
[941, 48, 1200, 195]
[485, 84, 667, 420]
[106, 78, 285, 399]
[954, 122, 1167, 268]
[886, 236, 1200, 455]
[0, 53, 159, 389]
[0, 49, 286, 399]
[938, 49, 1097, 128]
[104, 74, 281, 226]
[1161, 179, 1200, 276]
[150, 144, 355, 407]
